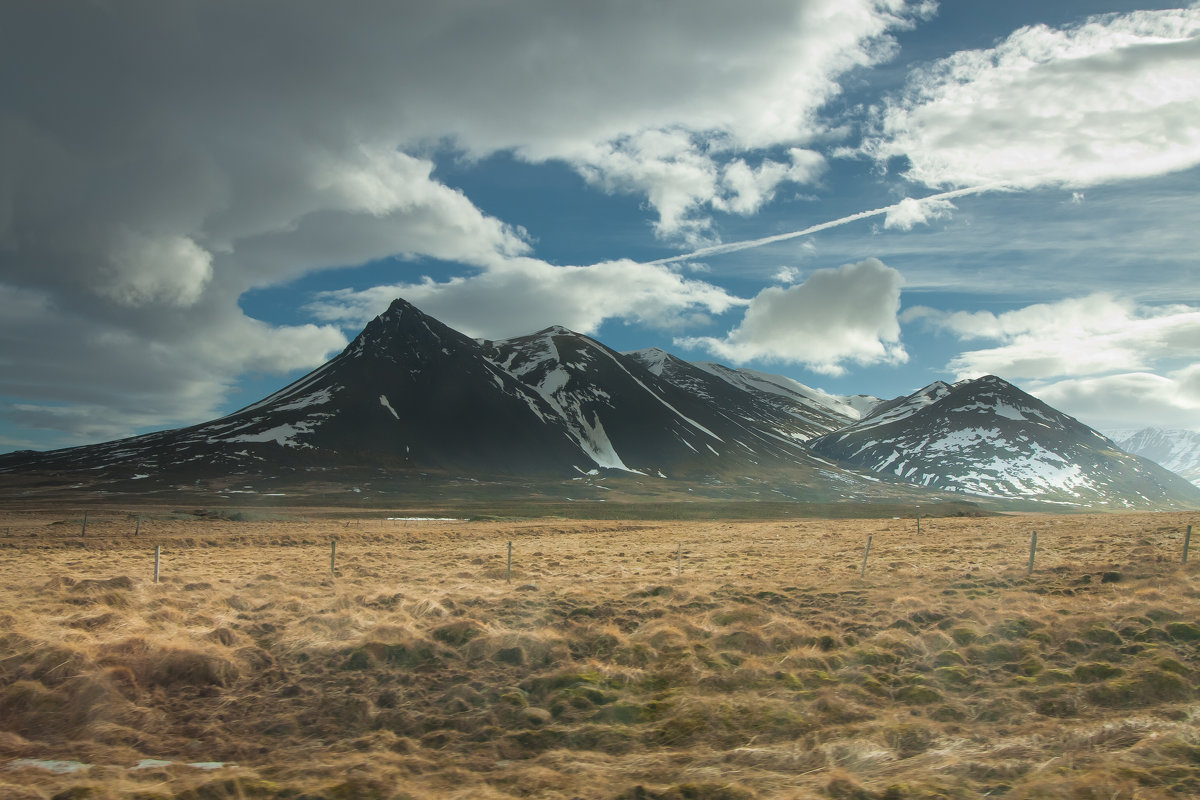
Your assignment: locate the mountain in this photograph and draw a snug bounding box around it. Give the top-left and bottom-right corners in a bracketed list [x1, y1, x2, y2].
[0, 300, 896, 501]
[1115, 428, 1200, 487]
[2, 299, 1198, 510]
[808, 376, 1200, 508]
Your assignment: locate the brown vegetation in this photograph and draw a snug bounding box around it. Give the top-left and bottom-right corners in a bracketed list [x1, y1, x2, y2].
[0, 509, 1198, 799]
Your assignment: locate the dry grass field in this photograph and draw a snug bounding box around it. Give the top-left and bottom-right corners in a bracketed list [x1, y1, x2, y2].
[0, 508, 1198, 799]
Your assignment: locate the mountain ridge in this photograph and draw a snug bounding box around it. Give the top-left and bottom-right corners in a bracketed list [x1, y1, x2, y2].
[3, 298, 1198, 511]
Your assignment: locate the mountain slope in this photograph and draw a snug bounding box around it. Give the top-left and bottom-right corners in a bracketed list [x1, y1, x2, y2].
[0, 300, 596, 478]
[2, 300, 1197, 511]
[1116, 428, 1200, 487]
[809, 376, 1200, 508]
[625, 349, 879, 443]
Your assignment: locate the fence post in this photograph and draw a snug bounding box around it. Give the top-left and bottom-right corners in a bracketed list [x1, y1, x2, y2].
[1184, 525, 1192, 565]
[331, 540, 337, 577]
[81, 511, 87, 537]
[1028, 531, 1037, 575]
[916, 507, 921, 536]
[134, 515, 141, 536]
[860, 535, 872, 576]
[507, 541, 513, 583]
[154, 545, 160, 584]
[677, 543, 682, 577]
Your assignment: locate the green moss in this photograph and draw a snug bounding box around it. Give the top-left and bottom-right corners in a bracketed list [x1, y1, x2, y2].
[933, 649, 965, 667]
[896, 685, 942, 705]
[430, 619, 483, 646]
[1011, 657, 1043, 676]
[593, 701, 649, 724]
[994, 616, 1038, 640]
[1037, 668, 1075, 684]
[853, 647, 900, 666]
[884, 723, 936, 758]
[950, 627, 978, 646]
[175, 778, 281, 800]
[1165, 622, 1200, 641]
[1157, 657, 1191, 676]
[1073, 662, 1124, 683]
[969, 641, 1026, 665]
[934, 666, 971, 685]
[1034, 693, 1079, 717]
[340, 648, 370, 671]
[1083, 626, 1123, 646]
[1085, 668, 1191, 708]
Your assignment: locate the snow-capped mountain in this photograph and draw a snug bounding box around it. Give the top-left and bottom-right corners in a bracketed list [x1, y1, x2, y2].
[0, 300, 884, 495]
[809, 376, 1199, 508]
[2, 298, 1198, 510]
[1116, 428, 1200, 487]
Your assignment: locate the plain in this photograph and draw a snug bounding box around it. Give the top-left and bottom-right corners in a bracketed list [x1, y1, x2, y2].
[0, 508, 1198, 800]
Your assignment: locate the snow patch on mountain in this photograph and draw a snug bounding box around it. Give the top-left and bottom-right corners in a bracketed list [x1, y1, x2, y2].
[689, 361, 875, 422]
[379, 395, 399, 419]
[226, 422, 316, 448]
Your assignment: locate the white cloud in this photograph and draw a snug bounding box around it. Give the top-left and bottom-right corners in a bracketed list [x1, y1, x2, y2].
[869, 8, 1200, 189]
[716, 149, 828, 217]
[103, 232, 213, 308]
[1032, 367, 1200, 434]
[306, 258, 747, 340]
[907, 294, 1200, 433]
[772, 266, 803, 284]
[882, 196, 956, 230]
[677, 257, 907, 374]
[907, 294, 1200, 380]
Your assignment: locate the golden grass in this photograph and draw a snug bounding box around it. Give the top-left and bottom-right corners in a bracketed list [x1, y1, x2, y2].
[0, 509, 1197, 799]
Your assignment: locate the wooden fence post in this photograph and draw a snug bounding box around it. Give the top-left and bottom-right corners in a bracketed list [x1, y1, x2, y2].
[1028, 531, 1037, 575]
[331, 540, 337, 577]
[507, 541, 513, 583]
[81, 511, 87, 537]
[677, 543, 682, 577]
[1184, 525, 1192, 565]
[134, 515, 141, 536]
[860, 535, 872, 576]
[154, 546, 160, 584]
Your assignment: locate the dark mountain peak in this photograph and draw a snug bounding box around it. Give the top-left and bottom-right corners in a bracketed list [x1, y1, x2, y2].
[534, 324, 576, 337]
[346, 298, 475, 361]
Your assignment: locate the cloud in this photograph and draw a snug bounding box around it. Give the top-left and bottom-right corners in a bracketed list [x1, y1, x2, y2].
[882, 196, 956, 230]
[306, 258, 747, 340]
[677, 258, 907, 374]
[869, 8, 1200, 189]
[1032, 367, 1200, 435]
[0, 282, 347, 444]
[0, 1, 932, 443]
[906, 294, 1200, 380]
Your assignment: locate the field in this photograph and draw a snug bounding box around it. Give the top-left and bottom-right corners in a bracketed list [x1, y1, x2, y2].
[1, 508, 1198, 799]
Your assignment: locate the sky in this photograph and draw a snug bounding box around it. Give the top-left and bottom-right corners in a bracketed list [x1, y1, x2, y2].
[1, 0, 1199, 454]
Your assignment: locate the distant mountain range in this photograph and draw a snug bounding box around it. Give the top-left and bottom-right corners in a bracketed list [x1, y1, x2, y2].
[2, 298, 1198, 510]
[1115, 428, 1200, 488]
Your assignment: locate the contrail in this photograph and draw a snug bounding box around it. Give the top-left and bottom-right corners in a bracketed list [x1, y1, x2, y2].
[648, 184, 1003, 265]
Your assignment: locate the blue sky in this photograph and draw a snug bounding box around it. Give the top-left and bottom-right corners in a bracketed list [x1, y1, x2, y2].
[1, 0, 1198, 453]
